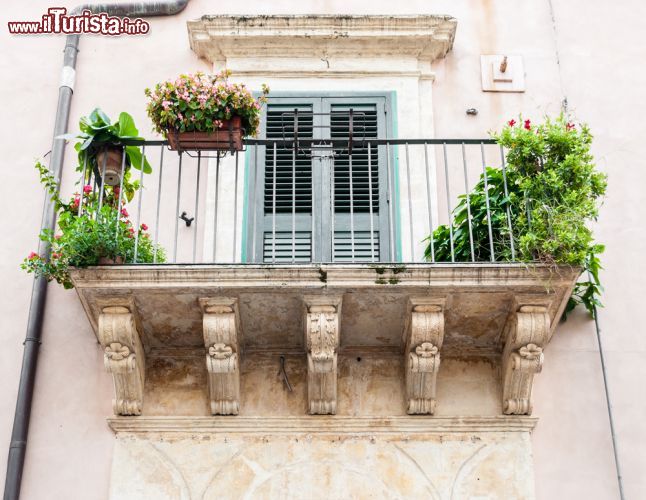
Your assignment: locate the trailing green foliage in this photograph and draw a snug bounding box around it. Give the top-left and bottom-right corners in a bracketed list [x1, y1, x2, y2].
[425, 116, 607, 317]
[22, 161, 164, 289]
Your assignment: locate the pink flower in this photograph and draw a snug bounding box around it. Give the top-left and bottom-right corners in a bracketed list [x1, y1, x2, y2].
[120, 208, 129, 218]
[28, 252, 39, 260]
[54, 235, 62, 240]
[524, 119, 531, 130]
[162, 100, 171, 110]
[140, 223, 148, 231]
[508, 119, 516, 127]
[83, 184, 92, 194]
[566, 122, 575, 131]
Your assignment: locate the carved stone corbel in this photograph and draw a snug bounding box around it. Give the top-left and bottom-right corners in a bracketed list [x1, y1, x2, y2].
[97, 302, 145, 416]
[502, 301, 551, 415]
[304, 296, 342, 415]
[199, 298, 241, 415]
[403, 297, 446, 414]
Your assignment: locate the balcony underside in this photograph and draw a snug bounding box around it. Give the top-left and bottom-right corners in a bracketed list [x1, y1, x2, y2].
[71, 263, 578, 359]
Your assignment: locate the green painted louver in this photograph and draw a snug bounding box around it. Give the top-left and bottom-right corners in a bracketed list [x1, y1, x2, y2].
[246, 94, 394, 263]
[264, 104, 314, 214]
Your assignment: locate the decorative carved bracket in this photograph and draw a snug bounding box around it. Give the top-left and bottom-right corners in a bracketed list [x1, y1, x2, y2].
[97, 301, 145, 416]
[403, 297, 446, 415]
[502, 299, 551, 415]
[199, 298, 241, 415]
[304, 296, 342, 415]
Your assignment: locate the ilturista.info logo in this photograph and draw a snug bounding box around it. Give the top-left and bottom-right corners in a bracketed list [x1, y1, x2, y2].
[8, 8, 150, 35]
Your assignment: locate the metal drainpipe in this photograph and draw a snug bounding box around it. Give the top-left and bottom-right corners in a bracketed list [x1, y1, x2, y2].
[4, 2, 189, 499]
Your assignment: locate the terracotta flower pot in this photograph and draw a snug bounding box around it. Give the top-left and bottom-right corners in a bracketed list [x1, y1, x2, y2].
[167, 116, 243, 152]
[98, 256, 125, 265]
[95, 147, 124, 186]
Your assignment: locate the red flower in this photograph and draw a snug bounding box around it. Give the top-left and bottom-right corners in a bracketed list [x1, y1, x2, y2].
[140, 223, 148, 231]
[524, 119, 531, 130]
[52, 252, 61, 259]
[54, 234, 62, 240]
[113, 186, 120, 195]
[508, 119, 516, 127]
[120, 208, 129, 218]
[83, 184, 92, 194]
[28, 252, 39, 260]
[566, 122, 575, 131]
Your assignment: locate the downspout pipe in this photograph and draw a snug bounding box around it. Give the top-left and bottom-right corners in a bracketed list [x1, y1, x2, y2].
[4, 2, 189, 499]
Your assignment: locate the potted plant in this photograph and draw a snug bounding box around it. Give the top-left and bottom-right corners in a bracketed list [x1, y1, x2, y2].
[60, 108, 152, 186]
[145, 70, 269, 151]
[22, 160, 165, 289]
[425, 115, 607, 318]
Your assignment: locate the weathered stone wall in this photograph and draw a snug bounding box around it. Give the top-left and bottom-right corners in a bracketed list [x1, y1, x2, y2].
[109, 419, 536, 500]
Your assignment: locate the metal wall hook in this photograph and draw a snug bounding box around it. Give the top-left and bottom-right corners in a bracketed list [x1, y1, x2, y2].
[278, 355, 293, 392]
[179, 211, 194, 227]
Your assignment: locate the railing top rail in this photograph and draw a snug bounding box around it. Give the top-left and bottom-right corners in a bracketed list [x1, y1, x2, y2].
[112, 138, 498, 147]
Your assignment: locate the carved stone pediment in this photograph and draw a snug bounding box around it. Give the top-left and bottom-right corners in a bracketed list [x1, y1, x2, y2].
[199, 298, 242, 415]
[304, 296, 342, 414]
[403, 297, 446, 414]
[187, 15, 457, 64]
[97, 299, 145, 416]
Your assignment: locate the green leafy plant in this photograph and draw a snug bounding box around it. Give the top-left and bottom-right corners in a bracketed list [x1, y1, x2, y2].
[22, 161, 165, 289]
[144, 70, 269, 136]
[425, 116, 607, 317]
[60, 108, 152, 174]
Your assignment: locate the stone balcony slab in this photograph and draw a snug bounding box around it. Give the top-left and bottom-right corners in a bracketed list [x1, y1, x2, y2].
[71, 263, 578, 358]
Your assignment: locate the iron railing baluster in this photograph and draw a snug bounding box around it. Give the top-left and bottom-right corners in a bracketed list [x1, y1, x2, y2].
[442, 142, 455, 263]
[480, 142, 495, 262]
[461, 142, 476, 262]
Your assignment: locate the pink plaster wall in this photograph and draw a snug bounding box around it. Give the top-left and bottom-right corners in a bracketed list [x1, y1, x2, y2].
[0, 1, 642, 498]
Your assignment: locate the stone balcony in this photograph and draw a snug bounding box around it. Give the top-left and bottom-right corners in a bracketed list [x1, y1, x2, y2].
[71, 263, 578, 419]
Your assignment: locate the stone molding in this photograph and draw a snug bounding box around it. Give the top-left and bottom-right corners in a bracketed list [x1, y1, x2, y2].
[107, 415, 538, 434]
[501, 296, 552, 415]
[304, 295, 342, 414]
[70, 264, 579, 290]
[187, 15, 457, 64]
[404, 297, 446, 414]
[199, 297, 242, 415]
[97, 299, 145, 416]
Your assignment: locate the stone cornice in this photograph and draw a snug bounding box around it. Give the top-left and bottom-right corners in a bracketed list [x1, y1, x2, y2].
[107, 415, 538, 434]
[70, 263, 578, 290]
[187, 15, 457, 63]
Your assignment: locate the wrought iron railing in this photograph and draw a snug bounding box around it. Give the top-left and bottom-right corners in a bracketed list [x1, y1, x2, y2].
[70, 138, 517, 265]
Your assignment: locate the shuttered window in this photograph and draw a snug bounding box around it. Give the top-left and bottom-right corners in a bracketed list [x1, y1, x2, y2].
[246, 94, 393, 263]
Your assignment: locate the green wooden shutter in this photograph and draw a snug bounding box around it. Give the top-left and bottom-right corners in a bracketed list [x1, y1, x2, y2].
[327, 102, 383, 262]
[246, 93, 393, 263]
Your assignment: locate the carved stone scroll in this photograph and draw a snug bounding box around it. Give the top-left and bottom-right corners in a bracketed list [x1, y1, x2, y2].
[304, 296, 342, 415]
[98, 303, 145, 416]
[404, 297, 446, 415]
[199, 298, 241, 415]
[502, 303, 550, 415]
